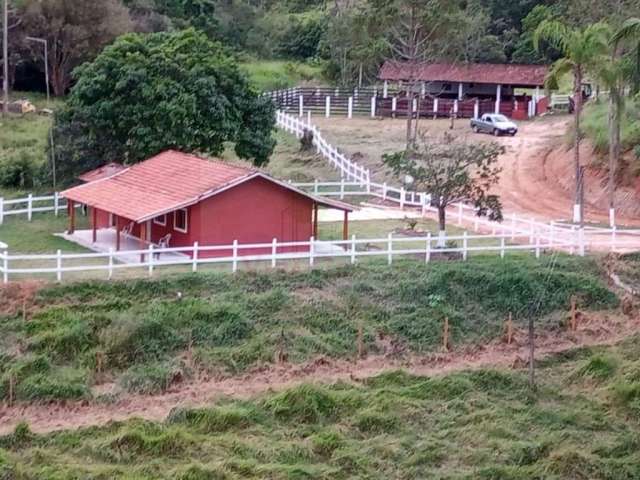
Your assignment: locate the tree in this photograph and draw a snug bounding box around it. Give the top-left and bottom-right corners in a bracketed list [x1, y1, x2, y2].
[51, 29, 276, 184]
[534, 20, 610, 225]
[383, 133, 504, 246]
[18, 0, 131, 96]
[601, 17, 640, 226]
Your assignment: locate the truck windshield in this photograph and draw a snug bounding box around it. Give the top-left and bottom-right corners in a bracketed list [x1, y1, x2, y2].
[492, 115, 509, 122]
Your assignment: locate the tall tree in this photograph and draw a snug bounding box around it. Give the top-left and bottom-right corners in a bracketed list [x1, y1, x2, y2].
[18, 0, 131, 96]
[534, 20, 609, 225]
[383, 132, 504, 246]
[52, 29, 276, 184]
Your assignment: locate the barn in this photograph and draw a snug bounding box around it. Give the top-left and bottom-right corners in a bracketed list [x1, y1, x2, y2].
[378, 61, 549, 120]
[61, 150, 354, 261]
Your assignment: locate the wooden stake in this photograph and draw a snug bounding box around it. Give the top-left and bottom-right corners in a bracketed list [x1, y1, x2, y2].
[8, 374, 14, 407]
[442, 317, 450, 352]
[570, 295, 577, 331]
[507, 312, 513, 345]
[357, 323, 364, 360]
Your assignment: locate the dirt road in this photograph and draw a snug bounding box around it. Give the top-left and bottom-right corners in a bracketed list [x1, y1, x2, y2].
[1, 311, 637, 435]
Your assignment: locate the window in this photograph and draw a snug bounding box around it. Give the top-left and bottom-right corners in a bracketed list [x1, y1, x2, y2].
[174, 209, 188, 233]
[153, 214, 167, 226]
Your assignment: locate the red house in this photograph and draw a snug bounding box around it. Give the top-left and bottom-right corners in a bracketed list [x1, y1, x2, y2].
[61, 150, 353, 259]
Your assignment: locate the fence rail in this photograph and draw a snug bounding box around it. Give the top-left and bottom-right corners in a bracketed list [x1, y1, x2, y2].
[0, 232, 583, 284]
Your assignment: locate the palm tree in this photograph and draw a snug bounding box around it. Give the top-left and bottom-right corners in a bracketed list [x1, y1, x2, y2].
[534, 20, 610, 225]
[603, 18, 640, 226]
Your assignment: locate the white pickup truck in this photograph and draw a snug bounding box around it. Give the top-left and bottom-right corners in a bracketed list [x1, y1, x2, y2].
[470, 114, 518, 136]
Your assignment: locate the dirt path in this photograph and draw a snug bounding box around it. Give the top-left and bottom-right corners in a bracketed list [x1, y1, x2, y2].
[1, 312, 637, 435]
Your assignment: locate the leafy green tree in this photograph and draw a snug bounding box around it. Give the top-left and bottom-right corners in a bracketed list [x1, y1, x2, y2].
[511, 5, 559, 64]
[18, 0, 132, 96]
[52, 29, 276, 183]
[534, 19, 610, 224]
[383, 133, 504, 246]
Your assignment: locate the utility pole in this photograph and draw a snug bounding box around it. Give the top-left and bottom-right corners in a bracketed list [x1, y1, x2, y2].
[2, 0, 9, 117]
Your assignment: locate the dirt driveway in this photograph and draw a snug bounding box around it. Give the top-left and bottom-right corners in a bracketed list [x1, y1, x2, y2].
[312, 114, 639, 227]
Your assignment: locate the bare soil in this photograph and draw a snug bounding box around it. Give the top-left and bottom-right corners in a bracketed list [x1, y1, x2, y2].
[1, 309, 637, 435]
[312, 115, 640, 227]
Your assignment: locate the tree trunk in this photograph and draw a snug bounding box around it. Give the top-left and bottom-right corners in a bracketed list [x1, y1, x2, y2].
[2, 0, 8, 117]
[608, 85, 620, 223]
[406, 86, 414, 150]
[573, 68, 583, 224]
[437, 204, 446, 247]
[51, 64, 67, 97]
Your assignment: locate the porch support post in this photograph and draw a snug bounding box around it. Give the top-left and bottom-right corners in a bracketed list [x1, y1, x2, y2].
[116, 218, 121, 251]
[342, 210, 349, 241]
[313, 203, 319, 239]
[68, 200, 75, 234]
[139, 222, 146, 263]
[458, 82, 464, 100]
[495, 84, 502, 113]
[92, 207, 97, 243]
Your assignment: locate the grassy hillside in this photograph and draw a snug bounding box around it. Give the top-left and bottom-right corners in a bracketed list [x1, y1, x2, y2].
[2, 337, 640, 479]
[241, 60, 323, 91]
[0, 256, 617, 403]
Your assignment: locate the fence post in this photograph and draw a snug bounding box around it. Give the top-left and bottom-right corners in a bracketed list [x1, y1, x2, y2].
[382, 183, 387, 201]
[340, 177, 345, 200]
[366, 170, 371, 194]
[0, 197, 3, 225]
[535, 234, 541, 259]
[425, 232, 431, 263]
[500, 237, 505, 259]
[108, 248, 114, 280]
[299, 94, 304, 117]
[433, 98, 438, 119]
[3, 248, 8, 284]
[387, 233, 393, 265]
[610, 226, 617, 252]
[314, 179, 319, 195]
[306, 110, 311, 127]
[56, 249, 62, 282]
[232, 239, 238, 272]
[463, 231, 468, 261]
[148, 244, 154, 277]
[351, 234, 356, 264]
[570, 226, 576, 255]
[474, 100, 479, 119]
[53, 192, 59, 216]
[325, 96, 330, 117]
[421, 193, 427, 216]
[309, 236, 315, 266]
[192, 242, 199, 272]
[457, 203, 463, 226]
[391, 97, 397, 117]
[272, 238, 277, 268]
[370, 96, 376, 117]
[27, 193, 33, 221]
[348, 97, 353, 118]
[400, 187, 405, 209]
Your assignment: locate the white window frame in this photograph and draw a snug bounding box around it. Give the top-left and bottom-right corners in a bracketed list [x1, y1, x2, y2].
[153, 214, 167, 226]
[174, 208, 188, 233]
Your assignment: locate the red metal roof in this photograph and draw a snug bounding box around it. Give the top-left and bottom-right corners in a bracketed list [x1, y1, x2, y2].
[62, 150, 353, 222]
[378, 61, 549, 87]
[78, 163, 127, 183]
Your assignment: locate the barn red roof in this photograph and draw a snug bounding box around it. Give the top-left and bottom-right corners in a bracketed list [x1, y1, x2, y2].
[78, 162, 127, 183]
[62, 150, 353, 222]
[378, 61, 549, 87]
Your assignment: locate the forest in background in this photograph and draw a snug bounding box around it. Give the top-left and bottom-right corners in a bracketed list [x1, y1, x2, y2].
[3, 0, 640, 94]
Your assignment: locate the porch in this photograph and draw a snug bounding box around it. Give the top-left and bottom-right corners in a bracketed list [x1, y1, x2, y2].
[57, 228, 189, 264]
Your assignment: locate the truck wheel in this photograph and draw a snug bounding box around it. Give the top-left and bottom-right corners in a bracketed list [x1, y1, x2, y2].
[472, 126, 479, 133]
[493, 129, 500, 137]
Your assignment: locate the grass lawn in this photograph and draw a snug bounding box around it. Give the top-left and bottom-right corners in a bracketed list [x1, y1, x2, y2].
[0, 212, 90, 253]
[2, 331, 639, 478]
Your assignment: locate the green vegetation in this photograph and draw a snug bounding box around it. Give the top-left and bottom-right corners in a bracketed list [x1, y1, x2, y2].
[3, 336, 640, 478]
[0, 256, 617, 404]
[240, 60, 323, 91]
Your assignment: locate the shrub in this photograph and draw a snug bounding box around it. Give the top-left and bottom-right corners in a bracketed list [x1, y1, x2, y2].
[0, 151, 40, 189]
[14, 367, 89, 402]
[168, 404, 258, 433]
[574, 355, 617, 381]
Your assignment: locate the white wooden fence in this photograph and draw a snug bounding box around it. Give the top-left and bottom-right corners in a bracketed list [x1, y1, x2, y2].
[0, 192, 68, 224]
[0, 231, 583, 284]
